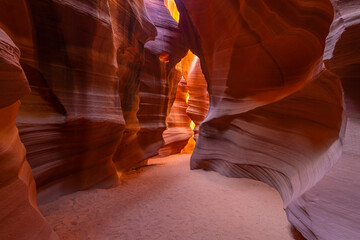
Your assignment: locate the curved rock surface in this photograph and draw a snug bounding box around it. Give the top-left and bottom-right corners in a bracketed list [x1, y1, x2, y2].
[0, 28, 57, 240]
[186, 56, 208, 140]
[113, 0, 188, 170]
[1, 0, 359, 239]
[159, 77, 192, 156]
[174, 0, 359, 239]
[286, 1, 360, 239]
[3, 0, 133, 203]
[176, 0, 342, 203]
[0, 0, 188, 203]
[176, 0, 335, 114]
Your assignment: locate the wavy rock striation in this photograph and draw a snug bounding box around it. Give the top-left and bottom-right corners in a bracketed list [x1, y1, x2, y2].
[1, 0, 358, 239]
[113, 0, 188, 170]
[0, 0, 187, 203]
[159, 77, 193, 156]
[176, 0, 342, 203]
[186, 56, 208, 140]
[0, 0, 130, 203]
[286, 1, 360, 239]
[174, 0, 358, 239]
[0, 28, 57, 240]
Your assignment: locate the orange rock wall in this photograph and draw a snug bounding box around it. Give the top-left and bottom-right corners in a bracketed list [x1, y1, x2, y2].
[1, 0, 359, 239]
[0, 0, 187, 204]
[159, 77, 193, 156]
[186, 57, 208, 140]
[175, 0, 359, 239]
[0, 28, 57, 240]
[113, 0, 188, 169]
[286, 1, 360, 239]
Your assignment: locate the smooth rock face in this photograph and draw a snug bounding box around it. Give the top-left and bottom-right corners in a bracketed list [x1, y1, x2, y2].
[0, 29, 30, 108]
[176, 0, 341, 202]
[192, 69, 344, 206]
[0, 0, 188, 202]
[175, 0, 359, 239]
[186, 56, 208, 140]
[1, 0, 128, 203]
[0, 28, 57, 240]
[1, 0, 359, 239]
[286, 1, 360, 239]
[159, 77, 193, 156]
[113, 0, 188, 170]
[111, 0, 157, 171]
[176, 0, 335, 113]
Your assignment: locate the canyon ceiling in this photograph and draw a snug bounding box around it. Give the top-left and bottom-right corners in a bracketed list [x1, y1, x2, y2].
[0, 0, 359, 239]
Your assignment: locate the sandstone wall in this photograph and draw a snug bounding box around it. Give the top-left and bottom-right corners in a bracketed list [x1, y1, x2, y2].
[0, 27, 57, 240]
[286, 1, 360, 239]
[175, 0, 359, 239]
[0, 0, 187, 203]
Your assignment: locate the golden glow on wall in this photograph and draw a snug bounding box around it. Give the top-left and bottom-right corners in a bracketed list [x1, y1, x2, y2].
[180, 137, 196, 154]
[180, 51, 196, 81]
[163, 0, 198, 151]
[190, 121, 195, 130]
[185, 92, 195, 130]
[159, 52, 170, 63]
[164, 0, 180, 22]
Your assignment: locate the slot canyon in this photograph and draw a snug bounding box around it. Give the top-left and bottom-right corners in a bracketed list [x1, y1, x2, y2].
[0, 0, 359, 239]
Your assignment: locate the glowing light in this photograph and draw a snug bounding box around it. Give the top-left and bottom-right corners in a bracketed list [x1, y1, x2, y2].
[164, 0, 198, 152]
[159, 52, 170, 63]
[190, 121, 195, 130]
[116, 171, 123, 182]
[164, 0, 180, 22]
[180, 137, 196, 154]
[179, 51, 196, 80]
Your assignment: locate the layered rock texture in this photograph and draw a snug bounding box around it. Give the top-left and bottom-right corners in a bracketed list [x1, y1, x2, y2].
[159, 77, 193, 156]
[159, 51, 209, 156]
[114, 0, 187, 169]
[186, 56, 208, 140]
[286, 1, 360, 239]
[1, 0, 360, 239]
[175, 0, 359, 239]
[0, 0, 187, 204]
[0, 28, 57, 240]
[4, 0, 133, 203]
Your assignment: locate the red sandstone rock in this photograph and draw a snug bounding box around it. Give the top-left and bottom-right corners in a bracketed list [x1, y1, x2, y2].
[191, 69, 345, 206]
[10, 0, 127, 203]
[0, 0, 187, 202]
[0, 0, 166, 203]
[0, 28, 57, 240]
[186, 57, 208, 140]
[113, 0, 187, 170]
[0, 30, 30, 108]
[286, 1, 360, 239]
[159, 77, 193, 156]
[176, 0, 334, 113]
[1, 0, 359, 239]
[176, 0, 341, 197]
[175, 1, 359, 239]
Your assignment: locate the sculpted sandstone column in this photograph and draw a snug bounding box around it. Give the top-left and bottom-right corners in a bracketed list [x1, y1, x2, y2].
[175, 0, 349, 239]
[286, 1, 360, 239]
[113, 0, 188, 169]
[159, 77, 193, 156]
[186, 57, 209, 140]
[0, 0, 156, 203]
[0, 28, 57, 240]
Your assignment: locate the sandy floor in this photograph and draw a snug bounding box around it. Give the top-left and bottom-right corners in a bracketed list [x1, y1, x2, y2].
[39, 154, 294, 240]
